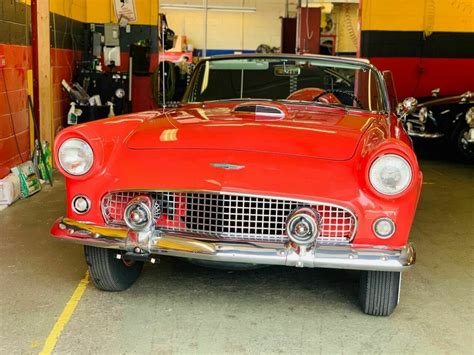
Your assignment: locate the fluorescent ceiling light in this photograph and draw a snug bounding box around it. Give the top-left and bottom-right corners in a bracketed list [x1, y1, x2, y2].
[160, 4, 257, 13]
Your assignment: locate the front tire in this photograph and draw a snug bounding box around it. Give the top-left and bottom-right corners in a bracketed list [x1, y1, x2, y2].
[451, 119, 473, 161]
[359, 271, 401, 316]
[84, 246, 143, 291]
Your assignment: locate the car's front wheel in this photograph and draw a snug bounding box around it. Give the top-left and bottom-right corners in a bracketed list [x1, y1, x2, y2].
[359, 270, 401, 316]
[84, 246, 143, 291]
[452, 120, 474, 161]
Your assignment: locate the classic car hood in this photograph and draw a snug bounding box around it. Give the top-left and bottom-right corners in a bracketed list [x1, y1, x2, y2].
[126, 104, 377, 161]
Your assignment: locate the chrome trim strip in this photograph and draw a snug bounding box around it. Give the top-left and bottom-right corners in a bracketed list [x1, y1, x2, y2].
[407, 131, 444, 139]
[51, 218, 415, 272]
[100, 190, 359, 243]
[406, 124, 444, 139]
[210, 163, 245, 170]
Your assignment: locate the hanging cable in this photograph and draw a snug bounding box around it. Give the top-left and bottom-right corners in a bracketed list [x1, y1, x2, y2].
[305, 0, 313, 41]
[343, 4, 358, 48]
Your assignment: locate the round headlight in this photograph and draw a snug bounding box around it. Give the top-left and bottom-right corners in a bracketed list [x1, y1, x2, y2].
[418, 107, 428, 123]
[466, 107, 474, 125]
[58, 138, 94, 176]
[369, 154, 412, 195]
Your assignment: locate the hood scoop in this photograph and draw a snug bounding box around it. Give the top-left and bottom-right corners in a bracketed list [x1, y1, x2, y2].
[232, 102, 287, 120]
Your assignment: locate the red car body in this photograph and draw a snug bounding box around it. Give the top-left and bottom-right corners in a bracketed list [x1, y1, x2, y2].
[53, 103, 421, 247]
[51, 55, 422, 316]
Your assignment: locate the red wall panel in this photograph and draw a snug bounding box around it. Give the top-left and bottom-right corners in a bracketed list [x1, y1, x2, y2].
[297, 7, 321, 54]
[0, 46, 80, 178]
[369, 57, 474, 99]
[0, 44, 32, 178]
[102, 52, 160, 112]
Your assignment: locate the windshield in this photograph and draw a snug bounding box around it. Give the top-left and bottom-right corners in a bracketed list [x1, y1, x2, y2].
[184, 56, 387, 112]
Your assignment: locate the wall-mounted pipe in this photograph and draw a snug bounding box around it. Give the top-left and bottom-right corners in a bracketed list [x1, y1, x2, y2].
[203, 0, 208, 57]
[160, 4, 256, 12]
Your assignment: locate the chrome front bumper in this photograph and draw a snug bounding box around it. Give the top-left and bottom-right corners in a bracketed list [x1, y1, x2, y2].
[51, 217, 416, 272]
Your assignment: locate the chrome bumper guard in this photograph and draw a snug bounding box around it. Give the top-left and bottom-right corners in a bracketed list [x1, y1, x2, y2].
[51, 218, 416, 272]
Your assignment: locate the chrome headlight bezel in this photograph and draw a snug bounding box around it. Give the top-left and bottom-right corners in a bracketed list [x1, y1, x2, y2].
[466, 107, 474, 126]
[373, 217, 396, 239]
[58, 138, 94, 176]
[418, 107, 428, 124]
[369, 154, 413, 196]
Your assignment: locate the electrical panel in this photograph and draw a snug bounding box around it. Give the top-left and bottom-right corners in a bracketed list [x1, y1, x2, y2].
[104, 23, 120, 47]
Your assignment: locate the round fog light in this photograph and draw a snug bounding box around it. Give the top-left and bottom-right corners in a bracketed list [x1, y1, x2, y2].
[286, 208, 320, 245]
[373, 218, 395, 239]
[124, 196, 154, 231]
[72, 195, 90, 214]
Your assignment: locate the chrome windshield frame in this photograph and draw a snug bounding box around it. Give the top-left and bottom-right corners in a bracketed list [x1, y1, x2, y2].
[182, 54, 391, 114]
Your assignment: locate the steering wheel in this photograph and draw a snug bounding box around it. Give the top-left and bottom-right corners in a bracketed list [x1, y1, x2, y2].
[313, 89, 364, 110]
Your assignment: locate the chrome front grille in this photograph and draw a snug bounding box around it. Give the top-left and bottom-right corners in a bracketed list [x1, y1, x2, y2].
[101, 191, 357, 243]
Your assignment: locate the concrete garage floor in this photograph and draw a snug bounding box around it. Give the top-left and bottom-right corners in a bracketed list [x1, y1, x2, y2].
[0, 158, 473, 354]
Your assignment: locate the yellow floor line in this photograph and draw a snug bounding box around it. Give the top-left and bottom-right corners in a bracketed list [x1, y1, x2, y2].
[39, 271, 90, 355]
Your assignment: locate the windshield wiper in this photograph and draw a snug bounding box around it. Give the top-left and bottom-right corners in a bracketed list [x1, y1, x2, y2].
[278, 99, 377, 113]
[204, 98, 274, 103]
[277, 99, 348, 110]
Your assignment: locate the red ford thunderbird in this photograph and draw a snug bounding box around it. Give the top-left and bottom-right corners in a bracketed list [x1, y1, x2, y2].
[51, 54, 422, 316]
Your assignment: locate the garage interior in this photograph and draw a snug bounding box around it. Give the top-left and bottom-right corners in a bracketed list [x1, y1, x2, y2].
[0, 0, 473, 354]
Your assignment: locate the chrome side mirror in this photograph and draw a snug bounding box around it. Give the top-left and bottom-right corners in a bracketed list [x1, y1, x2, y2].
[397, 97, 418, 117]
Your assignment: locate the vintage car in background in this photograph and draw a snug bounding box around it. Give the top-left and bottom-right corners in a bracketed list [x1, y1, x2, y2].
[51, 54, 422, 316]
[400, 90, 473, 161]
